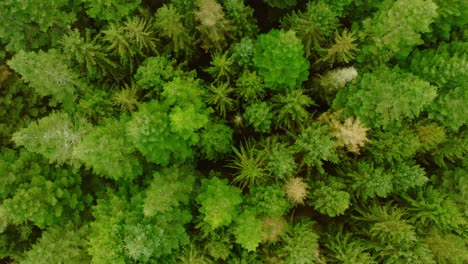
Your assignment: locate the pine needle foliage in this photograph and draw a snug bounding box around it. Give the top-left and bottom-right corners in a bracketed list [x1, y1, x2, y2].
[272, 88, 315, 130]
[323, 230, 376, 264]
[319, 30, 359, 66]
[205, 51, 234, 83]
[204, 82, 235, 118]
[229, 142, 270, 189]
[281, 1, 339, 58]
[60, 29, 117, 79]
[154, 4, 194, 59]
[102, 16, 158, 70]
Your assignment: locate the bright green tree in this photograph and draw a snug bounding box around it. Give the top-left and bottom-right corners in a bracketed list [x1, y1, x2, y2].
[231, 210, 263, 251]
[333, 66, 437, 128]
[20, 224, 91, 264]
[12, 112, 89, 165]
[127, 78, 211, 165]
[196, 177, 243, 230]
[73, 118, 143, 181]
[82, 0, 141, 22]
[143, 166, 195, 217]
[8, 50, 84, 111]
[253, 30, 309, 89]
[358, 0, 438, 63]
[279, 220, 322, 264]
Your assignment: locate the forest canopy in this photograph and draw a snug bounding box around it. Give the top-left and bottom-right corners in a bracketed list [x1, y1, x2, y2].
[0, 0, 467, 263]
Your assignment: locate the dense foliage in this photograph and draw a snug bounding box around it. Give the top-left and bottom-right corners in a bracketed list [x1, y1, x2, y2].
[0, 0, 467, 263]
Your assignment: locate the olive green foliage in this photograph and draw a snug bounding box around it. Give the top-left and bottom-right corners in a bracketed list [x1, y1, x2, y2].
[281, 1, 339, 58]
[358, 0, 438, 63]
[262, 0, 297, 9]
[424, 230, 468, 264]
[12, 112, 89, 165]
[310, 186, 350, 217]
[102, 17, 159, 69]
[247, 185, 291, 217]
[0, 0, 76, 52]
[414, 121, 447, 153]
[272, 88, 314, 129]
[21, 224, 90, 264]
[253, 30, 310, 89]
[319, 30, 359, 66]
[82, 0, 141, 22]
[199, 122, 233, 160]
[231, 210, 263, 251]
[366, 125, 421, 164]
[8, 50, 82, 110]
[73, 119, 143, 180]
[112, 83, 140, 112]
[235, 70, 265, 102]
[143, 166, 195, 217]
[60, 29, 117, 79]
[333, 66, 437, 128]
[279, 221, 321, 264]
[294, 123, 339, 172]
[244, 102, 273, 133]
[205, 52, 234, 82]
[196, 177, 242, 230]
[154, 4, 195, 58]
[229, 143, 270, 189]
